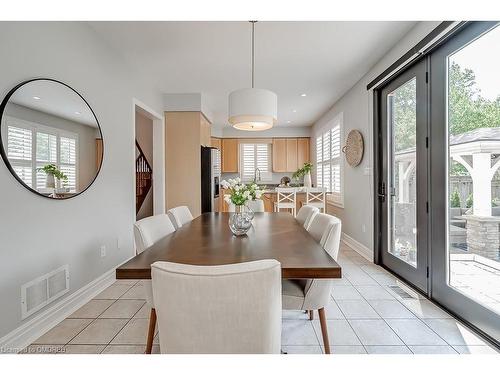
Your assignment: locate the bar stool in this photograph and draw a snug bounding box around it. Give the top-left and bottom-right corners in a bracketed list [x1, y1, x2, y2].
[306, 187, 326, 213]
[274, 188, 297, 217]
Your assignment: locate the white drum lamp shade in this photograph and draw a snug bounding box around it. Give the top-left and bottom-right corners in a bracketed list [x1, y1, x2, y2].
[228, 88, 277, 131]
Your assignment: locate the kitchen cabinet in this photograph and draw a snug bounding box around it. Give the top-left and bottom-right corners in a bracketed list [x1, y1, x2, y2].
[261, 193, 275, 212]
[272, 138, 287, 172]
[165, 111, 212, 217]
[211, 137, 221, 150]
[222, 138, 239, 172]
[200, 114, 211, 147]
[297, 137, 310, 167]
[273, 137, 310, 172]
[286, 138, 298, 172]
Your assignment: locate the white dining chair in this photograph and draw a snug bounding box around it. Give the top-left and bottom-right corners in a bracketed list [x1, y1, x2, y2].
[281, 213, 341, 354]
[133, 214, 176, 354]
[274, 187, 297, 217]
[306, 187, 326, 212]
[295, 205, 319, 230]
[168, 205, 194, 229]
[246, 199, 265, 213]
[151, 260, 282, 354]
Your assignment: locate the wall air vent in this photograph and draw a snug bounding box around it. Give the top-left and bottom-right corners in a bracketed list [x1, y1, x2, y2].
[21, 265, 69, 319]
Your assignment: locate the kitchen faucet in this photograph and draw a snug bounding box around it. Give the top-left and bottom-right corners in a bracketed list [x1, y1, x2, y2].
[254, 168, 261, 183]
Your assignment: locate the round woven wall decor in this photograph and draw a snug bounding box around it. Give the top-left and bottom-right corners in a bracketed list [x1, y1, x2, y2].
[342, 129, 364, 167]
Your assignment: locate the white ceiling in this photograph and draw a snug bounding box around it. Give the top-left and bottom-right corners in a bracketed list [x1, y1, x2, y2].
[89, 21, 417, 128]
[10, 80, 98, 127]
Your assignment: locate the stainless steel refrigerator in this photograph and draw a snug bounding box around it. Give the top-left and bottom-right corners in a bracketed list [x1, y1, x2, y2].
[201, 146, 221, 213]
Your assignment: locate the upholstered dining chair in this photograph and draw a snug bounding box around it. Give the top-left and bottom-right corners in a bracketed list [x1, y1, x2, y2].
[295, 205, 319, 229]
[151, 260, 282, 354]
[281, 213, 342, 354]
[168, 205, 194, 229]
[133, 214, 176, 354]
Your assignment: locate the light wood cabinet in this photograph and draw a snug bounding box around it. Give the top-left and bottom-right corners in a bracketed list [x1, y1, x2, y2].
[222, 138, 239, 172]
[273, 137, 310, 172]
[165, 111, 211, 217]
[272, 138, 287, 172]
[211, 137, 221, 150]
[261, 193, 275, 212]
[286, 138, 298, 172]
[297, 137, 310, 167]
[200, 114, 211, 147]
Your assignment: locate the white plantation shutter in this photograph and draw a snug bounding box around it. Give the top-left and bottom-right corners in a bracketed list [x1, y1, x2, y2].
[331, 124, 341, 194]
[240, 143, 271, 182]
[59, 136, 77, 190]
[316, 136, 323, 188]
[5, 117, 79, 192]
[7, 125, 33, 186]
[315, 114, 343, 205]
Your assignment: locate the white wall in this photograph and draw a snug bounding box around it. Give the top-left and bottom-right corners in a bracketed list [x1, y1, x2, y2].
[0, 22, 163, 338]
[311, 21, 441, 252]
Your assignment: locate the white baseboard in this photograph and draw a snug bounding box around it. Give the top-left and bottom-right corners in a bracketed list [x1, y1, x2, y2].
[342, 233, 374, 262]
[0, 268, 116, 353]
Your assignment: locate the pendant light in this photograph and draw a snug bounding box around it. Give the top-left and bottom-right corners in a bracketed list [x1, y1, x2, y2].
[228, 21, 277, 131]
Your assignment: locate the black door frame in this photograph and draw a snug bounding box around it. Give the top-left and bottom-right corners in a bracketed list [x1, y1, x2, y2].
[374, 21, 500, 346]
[375, 58, 429, 294]
[429, 21, 500, 344]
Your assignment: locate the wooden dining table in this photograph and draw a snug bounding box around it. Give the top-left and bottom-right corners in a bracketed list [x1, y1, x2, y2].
[116, 212, 341, 280]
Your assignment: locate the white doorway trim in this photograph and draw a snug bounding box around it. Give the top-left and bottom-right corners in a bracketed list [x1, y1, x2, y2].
[133, 98, 165, 216]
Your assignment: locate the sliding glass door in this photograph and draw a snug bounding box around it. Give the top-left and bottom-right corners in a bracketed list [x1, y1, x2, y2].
[377, 22, 500, 343]
[430, 22, 500, 343]
[378, 59, 429, 293]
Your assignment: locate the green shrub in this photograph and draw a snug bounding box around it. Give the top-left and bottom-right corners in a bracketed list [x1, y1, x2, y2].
[450, 190, 461, 208]
[465, 193, 473, 208]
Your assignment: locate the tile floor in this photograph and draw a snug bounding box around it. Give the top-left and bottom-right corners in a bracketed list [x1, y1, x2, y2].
[22, 244, 498, 354]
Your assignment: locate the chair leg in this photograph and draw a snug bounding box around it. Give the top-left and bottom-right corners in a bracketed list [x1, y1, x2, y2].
[308, 310, 314, 320]
[145, 308, 156, 354]
[318, 307, 330, 354]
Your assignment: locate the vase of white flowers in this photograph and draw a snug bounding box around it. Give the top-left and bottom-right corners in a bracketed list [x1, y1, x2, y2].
[221, 178, 263, 236]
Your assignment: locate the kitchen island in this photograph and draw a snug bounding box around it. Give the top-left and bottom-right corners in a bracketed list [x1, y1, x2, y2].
[218, 187, 324, 213]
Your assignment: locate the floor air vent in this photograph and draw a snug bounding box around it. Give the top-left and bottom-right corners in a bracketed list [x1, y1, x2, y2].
[387, 285, 416, 299]
[21, 265, 69, 319]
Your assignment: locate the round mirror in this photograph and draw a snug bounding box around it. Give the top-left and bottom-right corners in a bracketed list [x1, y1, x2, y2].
[0, 79, 103, 199]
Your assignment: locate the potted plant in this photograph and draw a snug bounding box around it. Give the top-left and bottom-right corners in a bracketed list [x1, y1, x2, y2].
[292, 162, 313, 188]
[36, 164, 68, 190]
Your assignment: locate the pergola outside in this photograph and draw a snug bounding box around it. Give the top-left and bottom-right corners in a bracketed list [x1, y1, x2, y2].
[395, 127, 500, 260]
[394, 127, 500, 314]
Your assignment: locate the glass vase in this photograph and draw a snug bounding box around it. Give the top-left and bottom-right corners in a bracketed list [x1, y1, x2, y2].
[229, 205, 253, 236]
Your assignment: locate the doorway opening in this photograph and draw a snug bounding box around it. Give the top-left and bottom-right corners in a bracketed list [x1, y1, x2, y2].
[133, 99, 165, 220]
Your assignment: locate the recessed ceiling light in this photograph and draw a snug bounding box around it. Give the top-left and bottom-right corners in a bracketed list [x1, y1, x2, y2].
[292, 109, 297, 113]
[300, 93, 307, 97]
[287, 120, 291, 124]
[33, 96, 41, 100]
[74, 111, 81, 115]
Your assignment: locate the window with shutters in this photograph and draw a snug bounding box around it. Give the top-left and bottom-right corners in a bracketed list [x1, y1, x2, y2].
[4, 116, 78, 192]
[240, 142, 272, 182]
[316, 113, 343, 206]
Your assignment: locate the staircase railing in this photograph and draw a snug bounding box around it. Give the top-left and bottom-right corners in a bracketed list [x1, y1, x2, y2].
[136, 140, 152, 214]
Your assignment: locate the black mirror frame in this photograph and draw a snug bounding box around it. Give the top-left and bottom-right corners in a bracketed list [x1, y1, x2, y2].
[0, 78, 104, 200]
